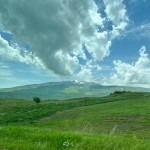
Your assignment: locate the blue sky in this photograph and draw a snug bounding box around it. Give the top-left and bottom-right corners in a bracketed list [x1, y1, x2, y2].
[0, 0, 150, 88]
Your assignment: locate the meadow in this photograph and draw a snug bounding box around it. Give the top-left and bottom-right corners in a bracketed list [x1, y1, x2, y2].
[0, 92, 150, 149]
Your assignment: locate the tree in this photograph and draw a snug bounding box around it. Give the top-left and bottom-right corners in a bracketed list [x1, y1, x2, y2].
[33, 97, 41, 103]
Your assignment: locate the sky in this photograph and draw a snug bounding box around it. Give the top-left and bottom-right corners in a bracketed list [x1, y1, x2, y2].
[0, 0, 150, 88]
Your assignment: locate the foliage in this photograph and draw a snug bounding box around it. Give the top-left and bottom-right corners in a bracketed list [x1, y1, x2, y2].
[33, 97, 41, 103]
[109, 90, 129, 96]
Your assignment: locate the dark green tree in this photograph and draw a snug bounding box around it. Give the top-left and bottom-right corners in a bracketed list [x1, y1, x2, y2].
[33, 97, 41, 103]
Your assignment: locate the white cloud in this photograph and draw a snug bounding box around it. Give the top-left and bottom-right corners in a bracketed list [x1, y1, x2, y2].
[85, 31, 111, 60]
[85, 60, 102, 71]
[54, 51, 79, 75]
[75, 59, 102, 82]
[103, 0, 129, 38]
[103, 0, 127, 24]
[0, 36, 28, 63]
[0, 0, 129, 79]
[0, 0, 108, 76]
[77, 66, 93, 81]
[109, 46, 150, 88]
[0, 36, 44, 68]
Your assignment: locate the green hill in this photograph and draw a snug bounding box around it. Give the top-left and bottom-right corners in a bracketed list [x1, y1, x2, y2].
[0, 81, 150, 99]
[0, 92, 150, 149]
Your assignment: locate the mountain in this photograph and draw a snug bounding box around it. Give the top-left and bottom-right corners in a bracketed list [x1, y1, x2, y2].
[0, 81, 150, 100]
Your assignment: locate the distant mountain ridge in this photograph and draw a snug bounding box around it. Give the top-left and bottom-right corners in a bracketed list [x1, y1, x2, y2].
[0, 81, 150, 100]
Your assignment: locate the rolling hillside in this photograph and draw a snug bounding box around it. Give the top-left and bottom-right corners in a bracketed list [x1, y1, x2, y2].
[0, 92, 150, 149]
[0, 81, 150, 99]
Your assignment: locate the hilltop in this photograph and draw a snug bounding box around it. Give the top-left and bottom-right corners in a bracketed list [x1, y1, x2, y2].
[0, 81, 150, 99]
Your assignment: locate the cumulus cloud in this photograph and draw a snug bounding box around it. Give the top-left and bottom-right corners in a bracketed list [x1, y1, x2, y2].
[0, 36, 28, 63]
[0, 0, 129, 78]
[110, 46, 150, 88]
[0, 0, 106, 75]
[103, 0, 129, 38]
[0, 36, 44, 68]
[85, 31, 111, 60]
[77, 66, 93, 81]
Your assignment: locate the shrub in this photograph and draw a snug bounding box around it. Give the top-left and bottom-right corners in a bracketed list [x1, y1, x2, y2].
[109, 91, 127, 96]
[33, 97, 41, 103]
[113, 91, 127, 94]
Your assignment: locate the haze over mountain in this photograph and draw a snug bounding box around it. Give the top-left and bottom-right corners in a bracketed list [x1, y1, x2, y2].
[0, 81, 150, 100]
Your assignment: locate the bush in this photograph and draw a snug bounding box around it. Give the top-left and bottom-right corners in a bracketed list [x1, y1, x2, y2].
[109, 91, 127, 96]
[33, 97, 41, 103]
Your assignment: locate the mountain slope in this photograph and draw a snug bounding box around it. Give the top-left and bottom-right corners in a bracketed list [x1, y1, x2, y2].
[0, 81, 150, 99]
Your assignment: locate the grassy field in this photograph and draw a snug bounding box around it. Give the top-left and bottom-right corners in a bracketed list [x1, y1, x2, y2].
[0, 92, 150, 149]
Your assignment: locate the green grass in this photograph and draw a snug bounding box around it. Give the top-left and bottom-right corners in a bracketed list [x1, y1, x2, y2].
[0, 126, 149, 150]
[0, 92, 150, 149]
[1, 92, 141, 125]
[63, 86, 81, 94]
[33, 94, 150, 139]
